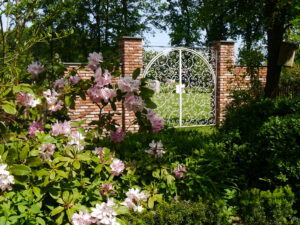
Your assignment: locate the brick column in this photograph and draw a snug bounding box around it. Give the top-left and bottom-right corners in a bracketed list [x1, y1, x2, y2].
[119, 36, 143, 131]
[211, 41, 235, 124]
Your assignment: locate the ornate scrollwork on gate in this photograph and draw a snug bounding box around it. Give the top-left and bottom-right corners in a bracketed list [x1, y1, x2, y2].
[143, 47, 217, 127]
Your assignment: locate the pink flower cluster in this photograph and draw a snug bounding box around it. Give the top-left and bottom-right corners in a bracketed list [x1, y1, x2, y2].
[27, 61, 45, 78]
[28, 121, 44, 137]
[16, 92, 40, 108]
[0, 160, 14, 191]
[94, 68, 112, 87]
[87, 52, 103, 70]
[43, 89, 64, 112]
[121, 188, 149, 212]
[110, 130, 126, 143]
[145, 140, 165, 158]
[174, 165, 187, 179]
[100, 183, 115, 197]
[110, 158, 125, 176]
[51, 120, 71, 136]
[124, 93, 144, 112]
[87, 86, 116, 103]
[146, 109, 164, 133]
[69, 76, 81, 84]
[39, 144, 56, 161]
[118, 75, 141, 93]
[87, 67, 116, 103]
[54, 78, 66, 91]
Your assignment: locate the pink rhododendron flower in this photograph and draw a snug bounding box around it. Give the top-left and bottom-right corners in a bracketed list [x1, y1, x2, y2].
[51, 120, 71, 136]
[94, 68, 112, 87]
[27, 61, 45, 78]
[121, 188, 149, 212]
[16, 92, 40, 108]
[174, 165, 187, 179]
[90, 198, 119, 225]
[146, 109, 156, 121]
[145, 140, 165, 158]
[150, 116, 164, 133]
[0, 162, 14, 191]
[110, 158, 125, 176]
[110, 130, 126, 143]
[54, 78, 66, 90]
[87, 52, 103, 70]
[68, 131, 85, 151]
[43, 89, 64, 112]
[39, 144, 56, 161]
[124, 93, 144, 112]
[146, 109, 164, 133]
[118, 75, 141, 93]
[69, 76, 81, 84]
[71, 211, 94, 225]
[87, 86, 116, 103]
[28, 121, 44, 137]
[100, 183, 115, 197]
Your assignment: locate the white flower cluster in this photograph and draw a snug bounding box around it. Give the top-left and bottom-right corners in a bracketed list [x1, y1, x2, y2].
[67, 131, 85, 151]
[0, 157, 14, 192]
[71, 198, 119, 225]
[43, 89, 64, 112]
[121, 188, 149, 212]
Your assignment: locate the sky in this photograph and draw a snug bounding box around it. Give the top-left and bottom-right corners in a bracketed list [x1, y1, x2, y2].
[142, 28, 242, 60]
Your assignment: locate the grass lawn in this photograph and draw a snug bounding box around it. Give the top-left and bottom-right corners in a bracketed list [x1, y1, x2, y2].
[152, 92, 214, 127]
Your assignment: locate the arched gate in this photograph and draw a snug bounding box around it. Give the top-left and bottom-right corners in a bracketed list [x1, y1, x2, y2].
[143, 47, 217, 127]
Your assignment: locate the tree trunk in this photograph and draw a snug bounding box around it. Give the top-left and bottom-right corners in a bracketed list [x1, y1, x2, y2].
[264, 0, 287, 98]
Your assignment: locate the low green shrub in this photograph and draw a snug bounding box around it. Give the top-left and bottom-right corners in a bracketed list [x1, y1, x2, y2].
[217, 97, 300, 211]
[238, 186, 297, 225]
[122, 198, 231, 225]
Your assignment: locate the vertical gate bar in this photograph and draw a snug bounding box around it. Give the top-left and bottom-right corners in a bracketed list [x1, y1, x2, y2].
[179, 49, 182, 127]
[214, 48, 218, 125]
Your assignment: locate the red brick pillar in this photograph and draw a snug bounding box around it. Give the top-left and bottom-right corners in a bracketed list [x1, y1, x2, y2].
[211, 41, 235, 124]
[119, 36, 143, 132]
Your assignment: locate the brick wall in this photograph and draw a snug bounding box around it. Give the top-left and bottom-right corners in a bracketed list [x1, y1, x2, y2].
[211, 41, 267, 123]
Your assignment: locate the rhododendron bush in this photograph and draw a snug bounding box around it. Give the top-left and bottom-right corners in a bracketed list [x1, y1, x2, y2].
[0, 52, 190, 225]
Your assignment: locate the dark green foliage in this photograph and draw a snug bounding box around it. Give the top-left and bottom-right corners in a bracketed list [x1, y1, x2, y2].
[122, 199, 230, 225]
[219, 97, 300, 211]
[238, 186, 297, 225]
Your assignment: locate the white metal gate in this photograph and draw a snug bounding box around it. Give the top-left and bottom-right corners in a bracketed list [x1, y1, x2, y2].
[143, 47, 217, 127]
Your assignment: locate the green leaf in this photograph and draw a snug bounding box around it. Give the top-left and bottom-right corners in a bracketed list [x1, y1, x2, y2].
[51, 206, 64, 216]
[36, 217, 46, 225]
[56, 212, 65, 225]
[56, 170, 68, 178]
[132, 68, 141, 79]
[95, 164, 102, 173]
[62, 191, 69, 202]
[30, 204, 41, 214]
[50, 171, 56, 180]
[19, 144, 29, 160]
[115, 205, 129, 215]
[27, 157, 43, 167]
[2, 104, 17, 115]
[73, 160, 80, 169]
[0, 121, 6, 134]
[148, 196, 155, 208]
[11, 164, 31, 176]
[145, 98, 157, 109]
